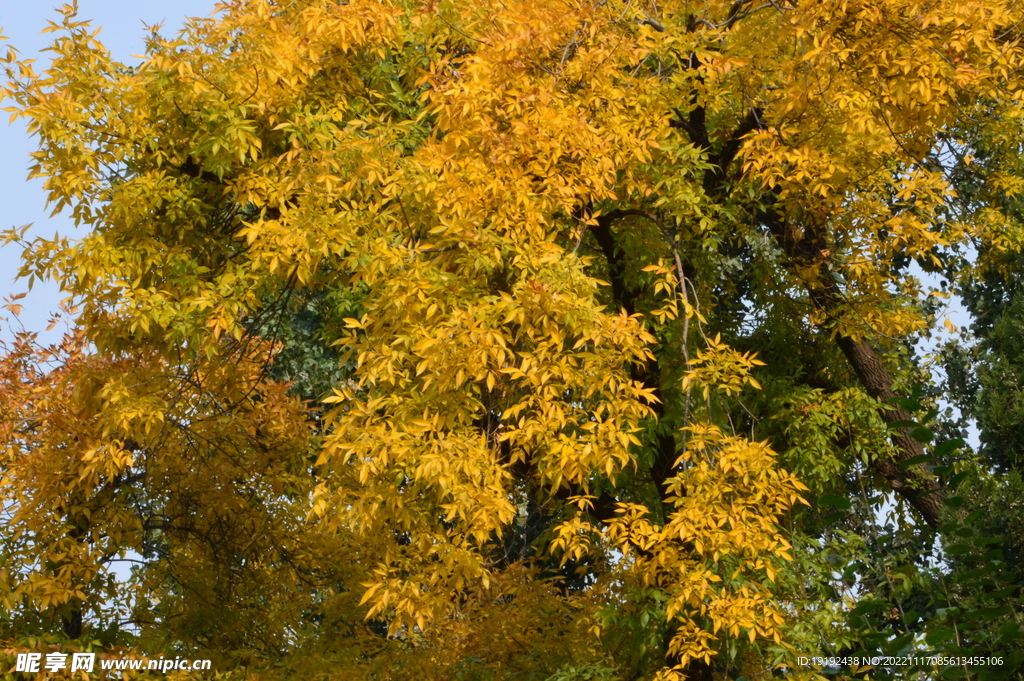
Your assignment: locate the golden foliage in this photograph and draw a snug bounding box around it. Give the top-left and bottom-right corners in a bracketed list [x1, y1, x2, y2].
[2, 0, 1023, 676]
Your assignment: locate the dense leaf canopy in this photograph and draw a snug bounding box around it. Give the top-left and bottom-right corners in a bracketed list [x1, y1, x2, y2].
[2, 0, 1024, 678]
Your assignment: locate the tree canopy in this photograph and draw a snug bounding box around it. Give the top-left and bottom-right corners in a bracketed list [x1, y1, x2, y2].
[2, 0, 1024, 678]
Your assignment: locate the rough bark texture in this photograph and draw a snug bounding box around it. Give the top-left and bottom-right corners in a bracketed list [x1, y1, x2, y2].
[678, 102, 945, 528]
[763, 208, 945, 528]
[834, 335, 945, 527]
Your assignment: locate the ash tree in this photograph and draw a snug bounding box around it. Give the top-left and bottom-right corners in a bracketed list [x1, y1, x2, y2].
[2, 0, 1024, 678]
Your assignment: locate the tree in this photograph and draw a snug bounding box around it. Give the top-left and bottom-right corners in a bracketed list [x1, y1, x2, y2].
[3, 0, 1024, 678]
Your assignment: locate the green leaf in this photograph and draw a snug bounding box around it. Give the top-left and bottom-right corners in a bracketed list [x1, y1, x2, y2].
[998, 621, 1021, 639]
[924, 627, 955, 644]
[933, 438, 966, 458]
[883, 632, 914, 654]
[818, 493, 852, 510]
[947, 470, 970, 488]
[911, 427, 934, 443]
[849, 599, 887, 617]
[975, 536, 1003, 546]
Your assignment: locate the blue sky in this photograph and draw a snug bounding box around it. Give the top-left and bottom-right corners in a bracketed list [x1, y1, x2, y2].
[1, 0, 216, 341]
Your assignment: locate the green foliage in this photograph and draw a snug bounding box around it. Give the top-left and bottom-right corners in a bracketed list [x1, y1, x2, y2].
[3, 0, 1024, 679]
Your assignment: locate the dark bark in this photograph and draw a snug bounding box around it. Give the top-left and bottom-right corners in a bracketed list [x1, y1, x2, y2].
[701, 108, 763, 197]
[61, 609, 83, 640]
[58, 510, 89, 640]
[834, 335, 945, 526]
[761, 207, 945, 528]
[672, 87, 944, 526]
[178, 155, 226, 185]
[591, 212, 678, 510]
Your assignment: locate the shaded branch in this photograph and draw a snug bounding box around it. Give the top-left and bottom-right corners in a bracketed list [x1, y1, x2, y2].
[760, 206, 945, 528]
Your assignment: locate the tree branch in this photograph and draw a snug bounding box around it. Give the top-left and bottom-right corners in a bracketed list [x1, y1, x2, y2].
[761, 207, 945, 528]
